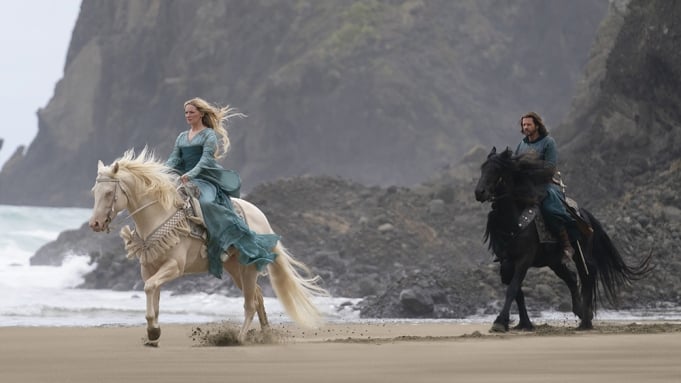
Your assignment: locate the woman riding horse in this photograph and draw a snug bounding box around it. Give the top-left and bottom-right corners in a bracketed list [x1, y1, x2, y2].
[165, 97, 279, 278]
[89, 148, 328, 344]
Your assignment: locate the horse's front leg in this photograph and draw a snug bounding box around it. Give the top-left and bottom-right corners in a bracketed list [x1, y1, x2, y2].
[492, 263, 530, 333]
[142, 260, 181, 346]
[150, 288, 161, 334]
[513, 288, 534, 331]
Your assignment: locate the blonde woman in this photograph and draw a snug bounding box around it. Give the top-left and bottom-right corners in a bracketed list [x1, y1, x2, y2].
[166, 97, 279, 279]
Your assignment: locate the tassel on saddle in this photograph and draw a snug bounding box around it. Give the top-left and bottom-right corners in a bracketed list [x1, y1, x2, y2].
[177, 183, 207, 241]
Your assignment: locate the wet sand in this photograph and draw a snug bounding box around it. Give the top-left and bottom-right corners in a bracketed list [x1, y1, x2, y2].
[1, 321, 679, 383]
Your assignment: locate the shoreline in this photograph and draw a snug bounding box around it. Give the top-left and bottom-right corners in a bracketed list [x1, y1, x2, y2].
[1, 321, 680, 383]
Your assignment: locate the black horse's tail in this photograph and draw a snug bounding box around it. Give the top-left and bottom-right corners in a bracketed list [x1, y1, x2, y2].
[581, 208, 654, 306]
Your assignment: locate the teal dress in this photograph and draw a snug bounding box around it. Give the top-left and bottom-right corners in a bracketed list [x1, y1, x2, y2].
[515, 134, 576, 237]
[166, 128, 279, 278]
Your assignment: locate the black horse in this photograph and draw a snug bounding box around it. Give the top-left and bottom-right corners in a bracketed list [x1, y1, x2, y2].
[474, 147, 652, 332]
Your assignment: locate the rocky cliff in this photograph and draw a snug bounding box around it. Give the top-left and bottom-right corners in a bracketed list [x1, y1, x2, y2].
[555, 0, 681, 203]
[0, 0, 606, 207]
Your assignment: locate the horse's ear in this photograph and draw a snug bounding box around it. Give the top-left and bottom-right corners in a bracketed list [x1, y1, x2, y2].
[97, 160, 104, 171]
[488, 146, 497, 158]
[112, 162, 119, 174]
[500, 148, 512, 158]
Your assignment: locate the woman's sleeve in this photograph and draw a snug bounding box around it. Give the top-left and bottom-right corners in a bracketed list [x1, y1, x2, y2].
[165, 134, 183, 170]
[184, 131, 218, 179]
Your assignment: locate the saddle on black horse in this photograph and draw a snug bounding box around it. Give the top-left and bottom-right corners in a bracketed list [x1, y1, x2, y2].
[511, 196, 593, 272]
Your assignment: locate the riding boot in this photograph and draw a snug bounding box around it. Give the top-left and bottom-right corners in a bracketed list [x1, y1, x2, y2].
[558, 227, 574, 265]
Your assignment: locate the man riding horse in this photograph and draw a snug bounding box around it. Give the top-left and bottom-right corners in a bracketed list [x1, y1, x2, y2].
[514, 112, 576, 266]
[475, 118, 652, 332]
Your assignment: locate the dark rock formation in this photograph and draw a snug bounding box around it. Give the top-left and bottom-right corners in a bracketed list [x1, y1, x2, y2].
[556, 0, 681, 204]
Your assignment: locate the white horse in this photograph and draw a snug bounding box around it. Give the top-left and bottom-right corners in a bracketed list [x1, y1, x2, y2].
[88, 148, 328, 345]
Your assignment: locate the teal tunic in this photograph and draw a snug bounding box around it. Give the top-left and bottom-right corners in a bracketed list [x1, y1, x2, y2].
[515, 134, 575, 236]
[166, 129, 279, 278]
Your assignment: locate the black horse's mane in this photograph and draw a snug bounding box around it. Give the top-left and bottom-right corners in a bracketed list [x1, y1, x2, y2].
[483, 148, 556, 258]
[488, 148, 555, 206]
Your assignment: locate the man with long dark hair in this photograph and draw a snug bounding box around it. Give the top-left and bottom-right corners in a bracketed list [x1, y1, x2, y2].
[515, 112, 575, 265]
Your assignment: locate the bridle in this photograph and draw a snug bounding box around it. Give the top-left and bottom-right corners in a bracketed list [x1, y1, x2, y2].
[95, 176, 158, 232]
[489, 177, 511, 202]
[480, 161, 511, 203]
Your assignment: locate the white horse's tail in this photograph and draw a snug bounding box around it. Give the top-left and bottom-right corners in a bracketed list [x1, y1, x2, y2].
[268, 243, 329, 328]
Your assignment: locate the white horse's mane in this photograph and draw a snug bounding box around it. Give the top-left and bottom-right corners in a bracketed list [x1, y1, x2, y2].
[100, 147, 180, 210]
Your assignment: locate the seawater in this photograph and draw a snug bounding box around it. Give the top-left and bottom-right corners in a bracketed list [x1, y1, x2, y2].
[1, 205, 679, 327]
[0, 205, 360, 327]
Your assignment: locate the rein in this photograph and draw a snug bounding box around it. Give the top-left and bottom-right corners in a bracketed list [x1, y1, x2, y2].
[127, 200, 159, 218]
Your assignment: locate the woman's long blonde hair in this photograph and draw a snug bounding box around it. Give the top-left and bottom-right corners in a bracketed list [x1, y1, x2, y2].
[184, 97, 246, 159]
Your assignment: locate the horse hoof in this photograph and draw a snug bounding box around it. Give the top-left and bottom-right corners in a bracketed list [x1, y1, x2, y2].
[144, 339, 159, 347]
[577, 322, 593, 331]
[513, 323, 535, 332]
[147, 327, 161, 341]
[490, 323, 508, 333]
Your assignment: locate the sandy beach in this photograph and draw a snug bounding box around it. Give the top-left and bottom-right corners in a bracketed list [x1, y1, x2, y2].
[1, 321, 679, 383]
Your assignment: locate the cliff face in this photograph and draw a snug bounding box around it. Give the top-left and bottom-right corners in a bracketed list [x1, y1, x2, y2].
[0, 0, 606, 207]
[556, 0, 681, 202]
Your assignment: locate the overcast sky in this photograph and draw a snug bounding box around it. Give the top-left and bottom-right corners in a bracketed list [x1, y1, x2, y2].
[0, 0, 81, 168]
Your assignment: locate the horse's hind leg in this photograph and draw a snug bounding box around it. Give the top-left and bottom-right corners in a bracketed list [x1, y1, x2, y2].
[550, 263, 583, 321]
[577, 277, 594, 330]
[238, 264, 259, 342]
[255, 285, 269, 329]
[576, 264, 595, 330]
[224, 257, 268, 333]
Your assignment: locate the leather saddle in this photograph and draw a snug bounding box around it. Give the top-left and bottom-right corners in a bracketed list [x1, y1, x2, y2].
[177, 182, 249, 240]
